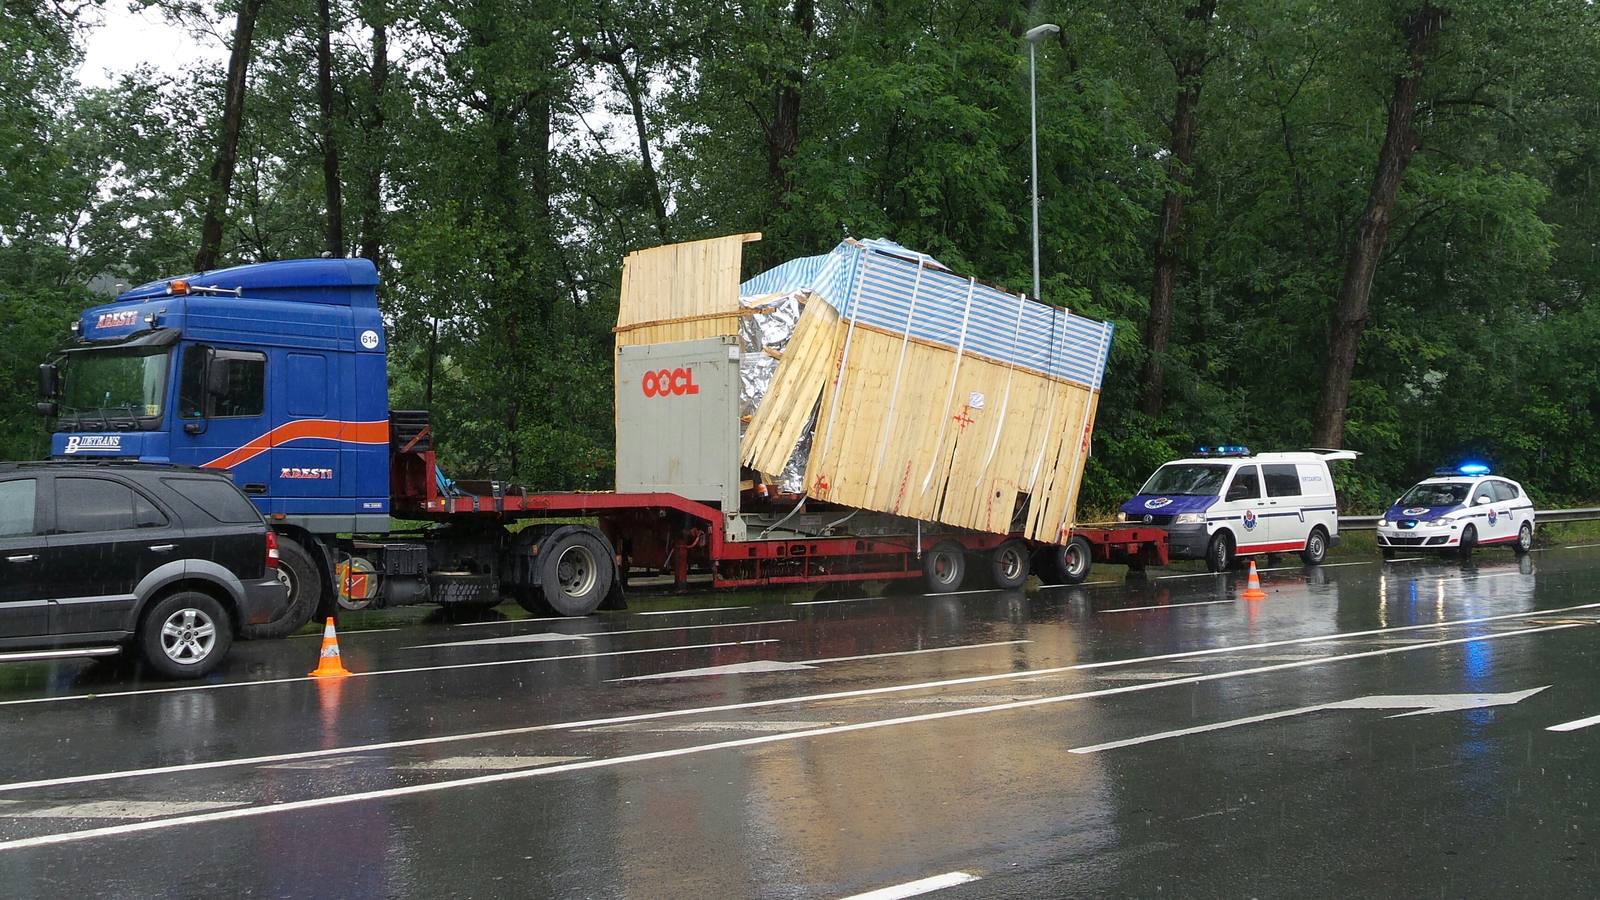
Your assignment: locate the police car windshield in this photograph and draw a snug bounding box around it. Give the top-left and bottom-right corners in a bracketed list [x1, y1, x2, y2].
[1140, 464, 1231, 496]
[1398, 482, 1470, 507]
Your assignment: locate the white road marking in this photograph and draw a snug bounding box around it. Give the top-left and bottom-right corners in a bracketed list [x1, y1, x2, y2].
[1091, 672, 1201, 681]
[409, 618, 798, 649]
[635, 606, 751, 616]
[1098, 599, 1235, 614]
[840, 871, 982, 900]
[925, 589, 1002, 597]
[1071, 687, 1551, 753]
[1564, 543, 1600, 550]
[1156, 571, 1222, 580]
[791, 598, 870, 606]
[449, 615, 590, 628]
[1260, 561, 1372, 572]
[261, 758, 369, 770]
[8, 604, 1597, 797]
[0, 625, 1573, 851]
[288, 628, 400, 639]
[1383, 557, 1424, 563]
[1546, 713, 1600, 733]
[584, 721, 837, 734]
[0, 640, 780, 708]
[399, 755, 585, 771]
[610, 660, 817, 681]
[608, 640, 1032, 682]
[0, 800, 244, 819]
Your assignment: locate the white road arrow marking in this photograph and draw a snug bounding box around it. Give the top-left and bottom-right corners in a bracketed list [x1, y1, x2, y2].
[1070, 686, 1550, 754]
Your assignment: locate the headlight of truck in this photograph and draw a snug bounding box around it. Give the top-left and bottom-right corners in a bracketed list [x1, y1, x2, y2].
[1173, 513, 1204, 525]
[1115, 511, 1128, 523]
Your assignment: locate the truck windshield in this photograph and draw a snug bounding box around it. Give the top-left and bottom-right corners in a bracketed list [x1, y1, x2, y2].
[1139, 464, 1230, 496]
[60, 349, 169, 428]
[1398, 482, 1470, 507]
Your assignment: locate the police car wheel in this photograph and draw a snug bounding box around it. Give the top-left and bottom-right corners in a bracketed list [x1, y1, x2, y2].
[1381, 549, 1397, 561]
[1514, 522, 1534, 555]
[1457, 525, 1477, 558]
[1300, 528, 1328, 566]
[1205, 532, 1234, 573]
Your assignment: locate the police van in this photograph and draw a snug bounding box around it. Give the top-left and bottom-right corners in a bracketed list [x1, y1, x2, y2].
[1376, 465, 1535, 558]
[1117, 447, 1357, 572]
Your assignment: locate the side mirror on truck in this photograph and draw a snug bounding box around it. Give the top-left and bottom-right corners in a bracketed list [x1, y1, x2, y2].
[36, 363, 59, 416]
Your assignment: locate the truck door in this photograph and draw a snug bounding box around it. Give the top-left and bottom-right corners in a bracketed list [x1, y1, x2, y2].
[0, 477, 50, 639]
[271, 352, 340, 501]
[175, 345, 273, 498]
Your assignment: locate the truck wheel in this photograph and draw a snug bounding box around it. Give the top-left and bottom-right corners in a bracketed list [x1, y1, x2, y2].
[1513, 521, 1534, 556]
[540, 531, 614, 616]
[139, 591, 233, 679]
[988, 540, 1030, 590]
[241, 535, 319, 639]
[1205, 531, 1234, 573]
[922, 541, 966, 593]
[1300, 527, 1328, 565]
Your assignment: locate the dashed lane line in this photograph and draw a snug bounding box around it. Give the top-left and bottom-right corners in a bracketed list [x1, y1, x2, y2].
[408, 618, 797, 649]
[635, 606, 751, 616]
[607, 640, 1033, 682]
[1547, 713, 1600, 733]
[0, 640, 779, 709]
[0, 623, 1575, 852]
[3, 603, 1595, 797]
[840, 871, 982, 900]
[1097, 599, 1235, 614]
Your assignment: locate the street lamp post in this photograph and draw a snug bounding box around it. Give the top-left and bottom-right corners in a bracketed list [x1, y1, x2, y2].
[1025, 23, 1059, 302]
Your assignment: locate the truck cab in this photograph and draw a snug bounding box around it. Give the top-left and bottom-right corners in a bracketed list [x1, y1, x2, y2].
[43, 258, 391, 529]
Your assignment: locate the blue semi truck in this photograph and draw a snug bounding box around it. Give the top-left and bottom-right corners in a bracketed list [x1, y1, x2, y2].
[37, 253, 1160, 637]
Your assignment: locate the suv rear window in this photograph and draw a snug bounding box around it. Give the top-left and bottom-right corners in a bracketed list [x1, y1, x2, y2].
[161, 477, 261, 524]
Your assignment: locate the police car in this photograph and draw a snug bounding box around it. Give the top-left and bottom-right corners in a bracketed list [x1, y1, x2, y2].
[1118, 447, 1357, 572]
[1376, 465, 1535, 558]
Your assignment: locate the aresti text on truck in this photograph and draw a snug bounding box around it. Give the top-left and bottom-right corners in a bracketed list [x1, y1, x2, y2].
[36, 248, 1166, 637]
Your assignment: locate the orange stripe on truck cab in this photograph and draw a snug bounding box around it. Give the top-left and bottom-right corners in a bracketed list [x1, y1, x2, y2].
[202, 419, 389, 470]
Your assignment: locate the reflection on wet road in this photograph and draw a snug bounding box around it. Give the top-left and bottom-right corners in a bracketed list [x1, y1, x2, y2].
[1, 548, 1598, 897]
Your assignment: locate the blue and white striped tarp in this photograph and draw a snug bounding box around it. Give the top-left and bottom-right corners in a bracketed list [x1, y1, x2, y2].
[740, 239, 1113, 390]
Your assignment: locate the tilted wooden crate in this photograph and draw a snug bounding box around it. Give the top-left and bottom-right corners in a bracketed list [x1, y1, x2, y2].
[616, 234, 1114, 543]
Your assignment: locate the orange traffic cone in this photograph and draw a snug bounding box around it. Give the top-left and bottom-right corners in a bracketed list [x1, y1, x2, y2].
[307, 617, 352, 677]
[1241, 560, 1267, 601]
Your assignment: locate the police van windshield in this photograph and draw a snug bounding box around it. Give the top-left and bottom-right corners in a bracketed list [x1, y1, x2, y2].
[1398, 482, 1470, 507]
[1139, 464, 1231, 496]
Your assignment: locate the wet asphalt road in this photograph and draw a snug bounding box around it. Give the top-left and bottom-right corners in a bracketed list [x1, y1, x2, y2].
[2, 546, 1599, 899]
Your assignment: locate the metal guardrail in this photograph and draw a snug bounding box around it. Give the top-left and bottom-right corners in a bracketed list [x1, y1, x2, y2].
[1338, 509, 1600, 531]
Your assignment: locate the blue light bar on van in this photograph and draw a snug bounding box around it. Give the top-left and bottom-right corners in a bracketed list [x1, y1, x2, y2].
[1432, 462, 1491, 476]
[1196, 445, 1251, 458]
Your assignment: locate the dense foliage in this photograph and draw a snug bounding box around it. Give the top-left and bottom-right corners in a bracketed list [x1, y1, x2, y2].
[3, 0, 1597, 511]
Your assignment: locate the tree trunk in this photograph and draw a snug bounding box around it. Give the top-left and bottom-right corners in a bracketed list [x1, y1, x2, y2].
[610, 52, 668, 239]
[1140, 0, 1217, 418]
[358, 13, 387, 263]
[766, 0, 813, 209]
[317, 0, 344, 255]
[194, 0, 266, 272]
[1311, 2, 1448, 448]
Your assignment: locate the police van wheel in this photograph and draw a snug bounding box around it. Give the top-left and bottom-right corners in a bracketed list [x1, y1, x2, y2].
[1513, 521, 1534, 556]
[1381, 549, 1398, 561]
[1300, 528, 1328, 566]
[1205, 532, 1234, 573]
[1457, 525, 1478, 558]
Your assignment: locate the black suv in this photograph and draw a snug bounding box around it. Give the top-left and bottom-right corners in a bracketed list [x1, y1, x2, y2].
[0, 462, 287, 678]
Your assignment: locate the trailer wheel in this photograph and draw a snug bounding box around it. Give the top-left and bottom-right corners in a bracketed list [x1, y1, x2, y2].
[922, 541, 967, 593]
[1059, 536, 1093, 585]
[539, 530, 615, 616]
[988, 540, 1031, 590]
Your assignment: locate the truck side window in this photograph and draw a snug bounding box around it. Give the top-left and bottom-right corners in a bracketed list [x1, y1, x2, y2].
[0, 479, 39, 537]
[209, 350, 266, 418]
[1226, 466, 1261, 502]
[178, 345, 208, 419]
[1263, 464, 1301, 498]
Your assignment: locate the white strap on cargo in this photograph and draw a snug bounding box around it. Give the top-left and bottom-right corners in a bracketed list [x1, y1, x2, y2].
[815, 250, 873, 464]
[975, 291, 1028, 483]
[1026, 308, 1069, 489]
[870, 258, 927, 482]
[920, 276, 977, 496]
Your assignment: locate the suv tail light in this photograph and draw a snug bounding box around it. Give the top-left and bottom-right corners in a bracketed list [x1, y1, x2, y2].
[265, 530, 280, 569]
